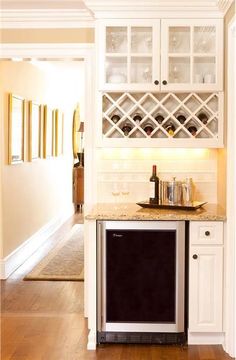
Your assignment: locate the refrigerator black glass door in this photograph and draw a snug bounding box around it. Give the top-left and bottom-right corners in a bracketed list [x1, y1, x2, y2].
[106, 229, 176, 323]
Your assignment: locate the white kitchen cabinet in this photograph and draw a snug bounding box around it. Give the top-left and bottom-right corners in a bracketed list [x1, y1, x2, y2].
[97, 19, 223, 92]
[161, 19, 223, 92]
[97, 19, 160, 92]
[189, 221, 223, 333]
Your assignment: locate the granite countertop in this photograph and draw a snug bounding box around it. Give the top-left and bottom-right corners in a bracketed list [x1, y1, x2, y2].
[85, 203, 226, 221]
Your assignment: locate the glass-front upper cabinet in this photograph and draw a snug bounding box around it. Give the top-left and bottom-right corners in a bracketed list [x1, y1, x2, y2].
[161, 19, 223, 92]
[97, 20, 160, 91]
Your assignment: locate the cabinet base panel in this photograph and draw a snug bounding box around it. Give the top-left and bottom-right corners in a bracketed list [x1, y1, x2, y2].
[97, 331, 186, 345]
[188, 332, 224, 345]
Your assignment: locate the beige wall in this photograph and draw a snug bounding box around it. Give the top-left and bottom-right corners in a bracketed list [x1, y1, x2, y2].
[0, 60, 85, 257]
[217, 2, 235, 210]
[1, 28, 94, 43]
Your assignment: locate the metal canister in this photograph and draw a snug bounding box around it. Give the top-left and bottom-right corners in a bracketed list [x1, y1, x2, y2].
[166, 177, 183, 205]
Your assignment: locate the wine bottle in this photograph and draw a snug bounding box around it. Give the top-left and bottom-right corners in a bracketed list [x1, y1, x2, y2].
[149, 165, 159, 204]
[176, 114, 186, 124]
[122, 123, 132, 136]
[111, 114, 120, 123]
[165, 123, 176, 136]
[155, 114, 164, 124]
[187, 126, 197, 136]
[144, 123, 154, 136]
[198, 112, 208, 124]
[133, 113, 142, 125]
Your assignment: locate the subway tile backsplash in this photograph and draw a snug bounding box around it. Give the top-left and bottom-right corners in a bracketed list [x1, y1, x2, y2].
[97, 148, 218, 204]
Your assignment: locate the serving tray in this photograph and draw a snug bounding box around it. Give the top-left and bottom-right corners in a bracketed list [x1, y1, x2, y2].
[136, 201, 207, 211]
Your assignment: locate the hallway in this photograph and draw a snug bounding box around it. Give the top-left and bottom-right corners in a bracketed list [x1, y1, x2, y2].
[1, 213, 233, 360]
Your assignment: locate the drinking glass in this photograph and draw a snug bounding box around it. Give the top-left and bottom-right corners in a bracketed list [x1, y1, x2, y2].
[112, 182, 120, 208]
[121, 183, 130, 208]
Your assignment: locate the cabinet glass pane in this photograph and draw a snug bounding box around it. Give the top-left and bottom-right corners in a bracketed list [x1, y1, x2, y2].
[106, 27, 127, 53]
[193, 57, 216, 84]
[194, 26, 216, 54]
[169, 27, 190, 53]
[131, 27, 152, 54]
[131, 57, 152, 83]
[169, 57, 190, 83]
[106, 57, 127, 83]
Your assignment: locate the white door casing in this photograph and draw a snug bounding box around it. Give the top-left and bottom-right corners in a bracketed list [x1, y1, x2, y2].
[224, 16, 236, 358]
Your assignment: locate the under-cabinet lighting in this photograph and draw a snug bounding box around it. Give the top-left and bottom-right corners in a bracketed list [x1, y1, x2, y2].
[11, 57, 23, 62]
[101, 148, 210, 160]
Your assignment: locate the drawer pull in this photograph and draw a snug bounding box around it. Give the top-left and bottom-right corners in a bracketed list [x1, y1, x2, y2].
[193, 254, 198, 260]
[205, 231, 210, 236]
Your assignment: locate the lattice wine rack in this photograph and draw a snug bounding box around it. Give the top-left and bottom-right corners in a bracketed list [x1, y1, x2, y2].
[101, 92, 223, 147]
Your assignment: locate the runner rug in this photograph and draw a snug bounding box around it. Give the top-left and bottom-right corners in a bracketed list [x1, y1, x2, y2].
[24, 224, 84, 281]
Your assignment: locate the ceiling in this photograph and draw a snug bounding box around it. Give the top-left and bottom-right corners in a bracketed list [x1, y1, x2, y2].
[0, 1, 86, 9]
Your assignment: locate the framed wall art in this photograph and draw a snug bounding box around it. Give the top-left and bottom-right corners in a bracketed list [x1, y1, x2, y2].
[43, 105, 53, 158]
[28, 101, 42, 161]
[8, 93, 25, 164]
[55, 109, 64, 156]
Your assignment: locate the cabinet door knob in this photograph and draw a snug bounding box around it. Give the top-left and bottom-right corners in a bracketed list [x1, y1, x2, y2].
[154, 80, 159, 85]
[205, 231, 210, 236]
[162, 80, 167, 85]
[193, 254, 198, 260]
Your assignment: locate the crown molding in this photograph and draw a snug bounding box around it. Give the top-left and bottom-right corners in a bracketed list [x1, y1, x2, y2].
[0, 9, 95, 28]
[90, 10, 223, 19]
[0, 0, 233, 27]
[0, 42, 95, 58]
[83, 0, 233, 18]
[218, 0, 235, 15]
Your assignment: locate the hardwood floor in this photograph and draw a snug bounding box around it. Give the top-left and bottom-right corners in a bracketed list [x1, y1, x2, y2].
[1, 213, 234, 360]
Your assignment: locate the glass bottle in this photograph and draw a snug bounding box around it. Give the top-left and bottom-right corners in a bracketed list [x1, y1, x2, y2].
[144, 123, 154, 136]
[155, 114, 165, 124]
[198, 112, 208, 125]
[122, 123, 132, 136]
[176, 113, 186, 124]
[149, 165, 159, 204]
[111, 114, 120, 124]
[187, 126, 197, 136]
[133, 113, 142, 125]
[165, 123, 176, 136]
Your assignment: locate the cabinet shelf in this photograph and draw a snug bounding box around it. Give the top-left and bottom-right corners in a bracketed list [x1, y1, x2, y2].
[100, 91, 223, 148]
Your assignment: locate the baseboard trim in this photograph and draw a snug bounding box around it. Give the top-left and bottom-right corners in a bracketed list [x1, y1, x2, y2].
[188, 331, 225, 345]
[87, 330, 96, 350]
[0, 204, 75, 279]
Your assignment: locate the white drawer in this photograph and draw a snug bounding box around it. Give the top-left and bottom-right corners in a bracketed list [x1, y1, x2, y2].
[190, 221, 223, 245]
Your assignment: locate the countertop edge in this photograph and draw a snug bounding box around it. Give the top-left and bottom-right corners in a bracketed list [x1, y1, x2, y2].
[85, 203, 226, 222]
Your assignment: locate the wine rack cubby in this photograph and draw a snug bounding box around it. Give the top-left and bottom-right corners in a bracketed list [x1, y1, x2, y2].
[101, 92, 223, 147]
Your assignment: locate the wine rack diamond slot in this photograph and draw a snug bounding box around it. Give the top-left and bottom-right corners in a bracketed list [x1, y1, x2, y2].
[101, 92, 222, 147]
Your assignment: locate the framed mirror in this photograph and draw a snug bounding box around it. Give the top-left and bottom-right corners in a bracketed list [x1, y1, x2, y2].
[55, 109, 64, 156]
[43, 105, 53, 158]
[8, 93, 25, 164]
[28, 101, 41, 161]
[72, 104, 81, 159]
